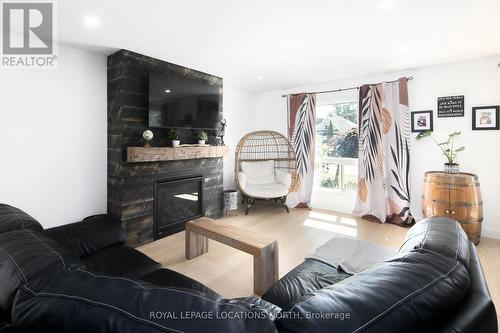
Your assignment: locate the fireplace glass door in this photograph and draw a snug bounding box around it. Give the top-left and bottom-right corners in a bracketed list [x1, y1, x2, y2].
[155, 175, 203, 238]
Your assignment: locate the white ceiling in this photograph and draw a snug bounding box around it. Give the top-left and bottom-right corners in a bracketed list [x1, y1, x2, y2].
[54, 0, 500, 91]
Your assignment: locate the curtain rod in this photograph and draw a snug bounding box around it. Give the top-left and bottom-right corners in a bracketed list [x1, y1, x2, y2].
[281, 76, 413, 98]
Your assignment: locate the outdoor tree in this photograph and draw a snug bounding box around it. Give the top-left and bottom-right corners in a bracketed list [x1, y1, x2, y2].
[327, 120, 334, 139]
[335, 103, 357, 123]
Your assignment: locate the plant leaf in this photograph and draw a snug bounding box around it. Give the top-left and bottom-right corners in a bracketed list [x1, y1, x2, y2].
[416, 131, 432, 140]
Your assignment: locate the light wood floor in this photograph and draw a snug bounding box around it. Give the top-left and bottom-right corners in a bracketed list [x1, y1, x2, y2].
[139, 201, 500, 323]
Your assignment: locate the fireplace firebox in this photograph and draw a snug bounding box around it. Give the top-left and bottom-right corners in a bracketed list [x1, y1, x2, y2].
[153, 174, 204, 239]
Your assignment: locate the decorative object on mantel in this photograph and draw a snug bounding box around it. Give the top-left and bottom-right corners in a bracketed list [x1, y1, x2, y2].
[127, 145, 229, 163]
[216, 119, 227, 146]
[416, 131, 464, 174]
[422, 171, 483, 245]
[411, 110, 433, 132]
[197, 131, 208, 145]
[142, 130, 154, 148]
[437, 95, 465, 118]
[472, 105, 499, 130]
[166, 128, 180, 147]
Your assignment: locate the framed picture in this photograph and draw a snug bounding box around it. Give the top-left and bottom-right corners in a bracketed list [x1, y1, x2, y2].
[411, 110, 433, 132]
[472, 106, 499, 130]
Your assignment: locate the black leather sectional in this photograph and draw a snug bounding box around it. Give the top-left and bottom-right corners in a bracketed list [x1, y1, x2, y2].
[0, 203, 497, 332]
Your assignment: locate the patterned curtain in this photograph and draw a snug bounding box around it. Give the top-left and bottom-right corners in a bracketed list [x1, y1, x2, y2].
[287, 93, 316, 208]
[353, 79, 414, 226]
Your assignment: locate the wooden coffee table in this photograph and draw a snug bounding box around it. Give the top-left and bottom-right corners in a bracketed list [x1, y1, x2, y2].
[185, 217, 279, 296]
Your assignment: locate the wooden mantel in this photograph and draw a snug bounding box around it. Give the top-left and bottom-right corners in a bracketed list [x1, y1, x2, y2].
[127, 146, 229, 163]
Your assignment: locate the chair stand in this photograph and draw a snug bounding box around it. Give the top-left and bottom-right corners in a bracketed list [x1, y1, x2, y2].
[244, 197, 289, 215]
[279, 196, 290, 213]
[245, 198, 255, 215]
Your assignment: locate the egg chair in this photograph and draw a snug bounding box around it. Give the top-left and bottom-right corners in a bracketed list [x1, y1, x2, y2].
[234, 130, 297, 215]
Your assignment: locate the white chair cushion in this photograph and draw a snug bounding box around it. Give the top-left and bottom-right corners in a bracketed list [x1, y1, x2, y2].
[275, 170, 292, 188]
[244, 183, 290, 198]
[238, 172, 248, 190]
[241, 160, 275, 185]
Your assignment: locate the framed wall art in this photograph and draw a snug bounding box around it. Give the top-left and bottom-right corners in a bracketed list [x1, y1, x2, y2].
[472, 106, 499, 130]
[411, 110, 433, 133]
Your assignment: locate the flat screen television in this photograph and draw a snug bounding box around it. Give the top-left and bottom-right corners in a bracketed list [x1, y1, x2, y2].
[149, 72, 221, 129]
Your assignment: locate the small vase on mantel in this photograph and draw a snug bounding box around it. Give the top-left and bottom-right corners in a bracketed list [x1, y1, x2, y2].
[444, 163, 460, 174]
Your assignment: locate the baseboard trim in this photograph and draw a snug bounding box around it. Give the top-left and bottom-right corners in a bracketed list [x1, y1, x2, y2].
[482, 227, 500, 240]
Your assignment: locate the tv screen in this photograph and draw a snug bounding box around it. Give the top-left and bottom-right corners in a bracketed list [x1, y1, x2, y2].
[149, 72, 221, 129]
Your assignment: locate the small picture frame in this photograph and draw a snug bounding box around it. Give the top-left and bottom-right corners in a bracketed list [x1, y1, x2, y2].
[472, 106, 499, 130]
[411, 110, 433, 133]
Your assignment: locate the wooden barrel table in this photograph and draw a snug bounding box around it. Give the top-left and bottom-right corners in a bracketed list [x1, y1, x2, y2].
[422, 171, 483, 245]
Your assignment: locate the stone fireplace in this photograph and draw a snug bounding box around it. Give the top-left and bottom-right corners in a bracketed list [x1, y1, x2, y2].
[107, 50, 226, 247]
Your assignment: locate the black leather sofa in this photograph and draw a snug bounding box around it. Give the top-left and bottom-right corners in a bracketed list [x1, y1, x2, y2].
[262, 219, 498, 332]
[44, 214, 216, 293]
[0, 203, 497, 332]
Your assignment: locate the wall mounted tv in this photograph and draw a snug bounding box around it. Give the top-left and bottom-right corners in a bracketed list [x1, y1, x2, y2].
[149, 72, 222, 130]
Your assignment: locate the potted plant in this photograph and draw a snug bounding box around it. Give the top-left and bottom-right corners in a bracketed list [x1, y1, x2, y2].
[166, 129, 180, 147]
[197, 131, 208, 145]
[416, 131, 465, 173]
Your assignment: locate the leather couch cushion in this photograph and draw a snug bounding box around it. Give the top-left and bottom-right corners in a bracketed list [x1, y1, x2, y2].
[234, 296, 282, 319]
[82, 245, 161, 279]
[277, 251, 470, 333]
[431, 243, 498, 333]
[0, 204, 43, 234]
[12, 270, 279, 333]
[262, 259, 351, 308]
[45, 214, 126, 258]
[0, 310, 10, 332]
[399, 217, 470, 269]
[0, 229, 83, 314]
[139, 268, 219, 296]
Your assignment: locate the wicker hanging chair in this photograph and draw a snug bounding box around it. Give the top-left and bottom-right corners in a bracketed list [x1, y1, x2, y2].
[234, 130, 297, 215]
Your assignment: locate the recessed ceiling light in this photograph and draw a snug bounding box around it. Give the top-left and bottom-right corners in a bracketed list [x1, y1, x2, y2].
[257, 76, 263, 80]
[165, 89, 171, 93]
[84, 15, 100, 28]
[379, 0, 395, 10]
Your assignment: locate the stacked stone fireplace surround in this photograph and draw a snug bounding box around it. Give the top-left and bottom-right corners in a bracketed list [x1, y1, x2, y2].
[107, 50, 224, 247]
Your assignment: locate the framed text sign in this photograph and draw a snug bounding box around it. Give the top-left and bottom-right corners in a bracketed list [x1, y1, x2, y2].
[437, 95, 465, 117]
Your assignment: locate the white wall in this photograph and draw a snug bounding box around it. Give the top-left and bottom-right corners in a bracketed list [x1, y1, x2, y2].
[252, 55, 500, 239]
[0, 44, 107, 228]
[222, 86, 256, 189]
